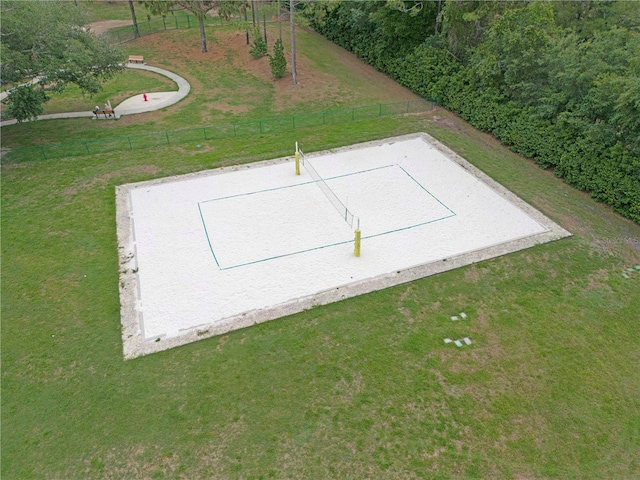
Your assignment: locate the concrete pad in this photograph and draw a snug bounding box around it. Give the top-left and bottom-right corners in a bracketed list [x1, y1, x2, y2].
[115, 92, 178, 115]
[0, 63, 190, 126]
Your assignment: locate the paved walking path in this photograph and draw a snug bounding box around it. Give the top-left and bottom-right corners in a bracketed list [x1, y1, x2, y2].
[0, 63, 190, 127]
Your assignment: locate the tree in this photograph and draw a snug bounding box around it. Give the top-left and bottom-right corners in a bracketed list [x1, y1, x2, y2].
[128, 0, 140, 39]
[4, 84, 48, 122]
[290, 0, 297, 84]
[141, 1, 241, 53]
[269, 38, 287, 78]
[472, 2, 558, 104]
[375, 1, 441, 47]
[553, 0, 640, 39]
[440, 0, 526, 63]
[249, 28, 267, 59]
[0, 0, 125, 122]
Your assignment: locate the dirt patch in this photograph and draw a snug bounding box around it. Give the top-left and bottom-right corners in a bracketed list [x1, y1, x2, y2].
[397, 306, 414, 323]
[88, 20, 133, 36]
[431, 115, 457, 129]
[464, 265, 482, 283]
[92, 22, 420, 123]
[135, 28, 343, 112]
[172, 144, 217, 156]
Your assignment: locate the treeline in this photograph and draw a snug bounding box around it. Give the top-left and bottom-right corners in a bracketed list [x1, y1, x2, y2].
[303, 1, 640, 223]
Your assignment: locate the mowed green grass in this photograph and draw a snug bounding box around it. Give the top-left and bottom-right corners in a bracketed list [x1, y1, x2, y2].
[40, 69, 177, 116]
[81, 0, 132, 22]
[2, 23, 640, 480]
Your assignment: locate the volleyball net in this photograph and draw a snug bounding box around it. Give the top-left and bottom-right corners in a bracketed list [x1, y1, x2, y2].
[298, 148, 358, 229]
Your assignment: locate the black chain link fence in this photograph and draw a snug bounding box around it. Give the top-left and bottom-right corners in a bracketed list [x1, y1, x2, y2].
[3, 100, 437, 163]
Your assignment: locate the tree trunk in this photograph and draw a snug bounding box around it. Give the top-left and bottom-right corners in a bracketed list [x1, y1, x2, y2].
[198, 14, 207, 52]
[245, 8, 250, 45]
[128, 0, 139, 39]
[290, 0, 297, 85]
[263, 11, 267, 45]
[278, 1, 282, 41]
[251, 0, 256, 27]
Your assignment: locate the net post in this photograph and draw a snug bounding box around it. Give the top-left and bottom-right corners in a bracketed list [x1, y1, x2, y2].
[354, 218, 361, 257]
[295, 141, 300, 175]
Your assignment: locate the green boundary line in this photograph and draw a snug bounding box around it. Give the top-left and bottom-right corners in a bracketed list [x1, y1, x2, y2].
[199, 164, 456, 270]
[197, 203, 220, 268]
[199, 164, 394, 204]
[397, 164, 456, 216]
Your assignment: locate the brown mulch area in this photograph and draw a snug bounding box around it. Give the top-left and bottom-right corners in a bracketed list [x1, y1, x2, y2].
[90, 20, 419, 114]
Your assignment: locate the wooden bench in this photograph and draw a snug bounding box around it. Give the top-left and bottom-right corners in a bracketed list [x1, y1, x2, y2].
[128, 55, 144, 64]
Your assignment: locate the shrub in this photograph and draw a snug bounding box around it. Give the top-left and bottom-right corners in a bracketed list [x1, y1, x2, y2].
[269, 38, 287, 79]
[249, 30, 267, 59]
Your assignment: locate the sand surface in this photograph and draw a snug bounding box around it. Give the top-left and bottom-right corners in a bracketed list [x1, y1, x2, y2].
[117, 133, 570, 358]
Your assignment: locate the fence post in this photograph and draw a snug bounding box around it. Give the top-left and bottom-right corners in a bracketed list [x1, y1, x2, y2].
[163, 16, 166, 29]
[27, 101, 443, 160]
[187, 16, 191, 28]
[175, 15, 178, 28]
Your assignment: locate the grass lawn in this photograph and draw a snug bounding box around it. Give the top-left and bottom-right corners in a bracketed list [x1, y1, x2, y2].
[2, 17, 639, 480]
[40, 70, 177, 116]
[81, 0, 132, 22]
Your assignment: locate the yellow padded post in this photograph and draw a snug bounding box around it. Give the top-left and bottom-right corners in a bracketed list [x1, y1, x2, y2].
[354, 229, 361, 257]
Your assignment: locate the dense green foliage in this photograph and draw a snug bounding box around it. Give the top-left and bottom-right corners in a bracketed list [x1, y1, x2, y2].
[270, 38, 287, 78]
[0, 0, 124, 122]
[305, 0, 640, 223]
[3, 84, 48, 122]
